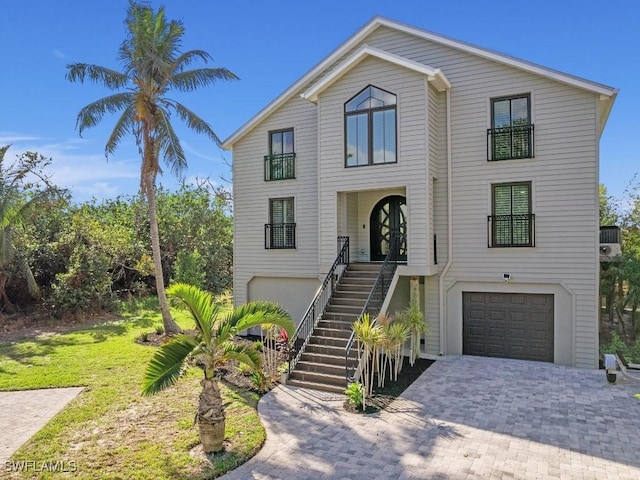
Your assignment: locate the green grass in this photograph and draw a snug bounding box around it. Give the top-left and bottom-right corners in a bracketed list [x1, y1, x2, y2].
[0, 298, 266, 480]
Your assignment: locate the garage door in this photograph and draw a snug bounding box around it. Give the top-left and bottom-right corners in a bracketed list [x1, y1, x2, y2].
[463, 292, 554, 362]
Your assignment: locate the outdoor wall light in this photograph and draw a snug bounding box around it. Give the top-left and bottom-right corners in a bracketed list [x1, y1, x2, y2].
[503, 273, 511, 282]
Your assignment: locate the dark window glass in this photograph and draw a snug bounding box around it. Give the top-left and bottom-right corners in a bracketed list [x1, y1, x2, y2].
[268, 198, 295, 248]
[490, 95, 533, 160]
[345, 86, 396, 167]
[491, 183, 533, 247]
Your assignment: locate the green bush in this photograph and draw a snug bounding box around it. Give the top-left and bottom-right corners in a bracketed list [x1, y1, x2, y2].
[171, 249, 206, 289]
[344, 382, 364, 411]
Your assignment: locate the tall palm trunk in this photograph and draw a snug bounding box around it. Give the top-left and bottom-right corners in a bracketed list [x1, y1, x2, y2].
[142, 162, 180, 335]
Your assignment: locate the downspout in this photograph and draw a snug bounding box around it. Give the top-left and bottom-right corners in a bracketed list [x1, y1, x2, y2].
[438, 87, 453, 356]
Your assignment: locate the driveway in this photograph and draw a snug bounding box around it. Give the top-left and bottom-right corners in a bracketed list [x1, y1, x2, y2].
[221, 356, 640, 480]
[0, 387, 84, 464]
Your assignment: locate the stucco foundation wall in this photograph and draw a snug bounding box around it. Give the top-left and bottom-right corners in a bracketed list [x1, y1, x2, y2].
[247, 276, 321, 326]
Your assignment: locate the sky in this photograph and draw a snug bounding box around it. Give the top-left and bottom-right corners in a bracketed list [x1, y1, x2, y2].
[0, 0, 638, 203]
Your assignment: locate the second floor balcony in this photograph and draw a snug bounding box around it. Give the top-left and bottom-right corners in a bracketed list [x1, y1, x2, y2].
[487, 124, 534, 161]
[264, 153, 296, 181]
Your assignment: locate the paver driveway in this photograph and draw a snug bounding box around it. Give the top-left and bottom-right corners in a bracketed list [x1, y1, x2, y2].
[221, 355, 640, 480]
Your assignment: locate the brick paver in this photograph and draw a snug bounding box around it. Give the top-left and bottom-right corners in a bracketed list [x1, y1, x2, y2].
[221, 356, 640, 480]
[0, 387, 84, 464]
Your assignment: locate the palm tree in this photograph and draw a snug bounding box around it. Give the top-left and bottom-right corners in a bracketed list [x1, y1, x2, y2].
[65, 2, 238, 335]
[0, 146, 59, 311]
[142, 283, 294, 453]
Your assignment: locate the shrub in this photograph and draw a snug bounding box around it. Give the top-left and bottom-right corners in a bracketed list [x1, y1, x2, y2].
[344, 382, 364, 411]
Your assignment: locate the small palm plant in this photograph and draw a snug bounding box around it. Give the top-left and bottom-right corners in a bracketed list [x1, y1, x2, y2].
[353, 313, 381, 407]
[142, 283, 294, 453]
[399, 299, 428, 366]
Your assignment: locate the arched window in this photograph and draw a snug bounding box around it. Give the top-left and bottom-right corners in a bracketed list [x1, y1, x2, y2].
[344, 85, 397, 167]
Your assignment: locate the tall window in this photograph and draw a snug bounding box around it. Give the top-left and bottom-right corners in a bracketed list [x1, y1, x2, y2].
[345, 85, 397, 167]
[265, 129, 295, 180]
[266, 198, 295, 249]
[489, 94, 533, 161]
[489, 182, 534, 247]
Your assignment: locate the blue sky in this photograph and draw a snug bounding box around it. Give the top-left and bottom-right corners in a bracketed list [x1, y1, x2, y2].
[0, 0, 637, 203]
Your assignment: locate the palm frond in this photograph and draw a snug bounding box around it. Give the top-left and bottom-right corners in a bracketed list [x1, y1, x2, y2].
[173, 103, 221, 146]
[105, 105, 136, 156]
[166, 283, 217, 346]
[224, 301, 295, 337]
[65, 63, 128, 90]
[155, 108, 187, 175]
[142, 334, 197, 395]
[172, 50, 213, 70]
[21, 257, 40, 298]
[75, 92, 134, 136]
[169, 67, 238, 93]
[221, 342, 263, 371]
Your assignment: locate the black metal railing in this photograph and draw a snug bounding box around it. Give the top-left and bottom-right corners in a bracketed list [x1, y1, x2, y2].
[264, 153, 296, 181]
[264, 223, 296, 249]
[289, 236, 350, 373]
[487, 124, 534, 161]
[345, 234, 401, 382]
[600, 225, 621, 244]
[488, 214, 535, 247]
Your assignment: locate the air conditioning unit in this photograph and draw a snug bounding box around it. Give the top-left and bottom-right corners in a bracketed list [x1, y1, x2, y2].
[600, 243, 622, 259]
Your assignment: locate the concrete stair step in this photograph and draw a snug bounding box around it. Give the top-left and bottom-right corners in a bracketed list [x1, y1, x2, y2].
[288, 370, 346, 388]
[321, 313, 358, 323]
[308, 335, 348, 348]
[304, 343, 348, 356]
[325, 304, 364, 314]
[313, 327, 352, 339]
[329, 298, 367, 307]
[299, 352, 346, 366]
[317, 318, 354, 329]
[285, 378, 346, 394]
[295, 361, 345, 376]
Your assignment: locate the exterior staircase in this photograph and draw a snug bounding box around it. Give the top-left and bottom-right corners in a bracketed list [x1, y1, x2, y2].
[287, 263, 380, 393]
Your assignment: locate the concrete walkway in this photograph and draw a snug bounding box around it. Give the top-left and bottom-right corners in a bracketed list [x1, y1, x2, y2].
[221, 356, 640, 480]
[0, 387, 84, 464]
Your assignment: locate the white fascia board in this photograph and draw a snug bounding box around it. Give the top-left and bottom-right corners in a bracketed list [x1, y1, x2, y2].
[302, 45, 451, 102]
[374, 17, 617, 97]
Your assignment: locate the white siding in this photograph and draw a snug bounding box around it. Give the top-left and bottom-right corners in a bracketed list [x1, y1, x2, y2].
[231, 23, 604, 367]
[360, 25, 600, 367]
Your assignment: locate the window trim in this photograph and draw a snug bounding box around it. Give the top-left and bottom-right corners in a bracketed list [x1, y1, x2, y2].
[265, 128, 296, 181]
[488, 181, 535, 248]
[344, 85, 398, 168]
[488, 93, 534, 161]
[266, 197, 296, 249]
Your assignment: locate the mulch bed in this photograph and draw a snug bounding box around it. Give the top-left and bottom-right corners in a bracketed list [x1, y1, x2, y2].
[344, 357, 434, 414]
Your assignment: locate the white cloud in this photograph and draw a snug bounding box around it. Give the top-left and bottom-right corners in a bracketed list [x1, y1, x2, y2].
[53, 49, 66, 59]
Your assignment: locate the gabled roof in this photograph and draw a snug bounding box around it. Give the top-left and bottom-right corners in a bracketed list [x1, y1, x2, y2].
[302, 45, 450, 102]
[222, 16, 618, 149]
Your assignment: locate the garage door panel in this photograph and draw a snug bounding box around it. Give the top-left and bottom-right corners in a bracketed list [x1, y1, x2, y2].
[463, 292, 554, 362]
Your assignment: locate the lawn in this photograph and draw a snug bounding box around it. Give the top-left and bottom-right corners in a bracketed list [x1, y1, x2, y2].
[0, 299, 265, 480]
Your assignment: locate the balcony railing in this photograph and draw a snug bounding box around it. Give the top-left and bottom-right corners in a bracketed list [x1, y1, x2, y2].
[487, 124, 534, 161]
[264, 153, 296, 181]
[600, 226, 621, 244]
[265, 223, 296, 249]
[488, 214, 535, 247]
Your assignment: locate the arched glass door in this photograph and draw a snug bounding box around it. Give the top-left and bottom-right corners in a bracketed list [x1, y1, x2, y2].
[370, 195, 407, 261]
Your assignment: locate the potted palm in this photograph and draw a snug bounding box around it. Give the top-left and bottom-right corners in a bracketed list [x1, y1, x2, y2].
[141, 283, 294, 453]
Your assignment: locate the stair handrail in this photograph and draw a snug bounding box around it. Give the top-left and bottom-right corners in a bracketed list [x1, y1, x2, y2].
[289, 236, 350, 373]
[344, 233, 401, 382]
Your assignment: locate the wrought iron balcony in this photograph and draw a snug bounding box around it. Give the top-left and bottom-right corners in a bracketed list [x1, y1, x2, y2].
[265, 223, 296, 249]
[488, 214, 535, 247]
[487, 124, 534, 161]
[264, 153, 296, 181]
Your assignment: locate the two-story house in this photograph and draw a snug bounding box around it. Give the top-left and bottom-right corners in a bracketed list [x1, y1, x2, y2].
[222, 17, 617, 388]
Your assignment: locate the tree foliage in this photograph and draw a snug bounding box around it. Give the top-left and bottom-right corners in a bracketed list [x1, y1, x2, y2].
[65, 1, 238, 334]
[600, 179, 640, 347]
[9, 177, 232, 317]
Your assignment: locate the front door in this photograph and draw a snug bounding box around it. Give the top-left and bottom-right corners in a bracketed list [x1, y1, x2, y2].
[370, 195, 407, 261]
